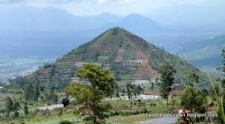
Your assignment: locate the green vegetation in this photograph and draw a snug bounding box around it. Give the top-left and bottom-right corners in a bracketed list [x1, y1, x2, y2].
[66, 63, 115, 124]
[189, 72, 199, 88]
[5, 96, 14, 116]
[180, 87, 205, 112]
[126, 84, 143, 100]
[208, 49, 225, 123]
[7, 27, 208, 92]
[62, 98, 70, 107]
[180, 35, 225, 68]
[159, 62, 176, 106]
[0, 27, 223, 124]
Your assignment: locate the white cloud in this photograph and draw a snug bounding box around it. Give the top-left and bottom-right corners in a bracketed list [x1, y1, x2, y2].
[97, 0, 106, 4]
[0, 0, 225, 17]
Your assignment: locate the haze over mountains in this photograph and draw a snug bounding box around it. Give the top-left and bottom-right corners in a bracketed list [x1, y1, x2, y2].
[0, 7, 157, 57]
[0, 6, 225, 82]
[180, 35, 225, 67]
[11, 27, 208, 89]
[1, 7, 225, 57]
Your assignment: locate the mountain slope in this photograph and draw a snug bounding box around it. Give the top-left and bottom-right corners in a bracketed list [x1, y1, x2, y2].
[115, 14, 164, 33]
[12, 27, 204, 88]
[180, 35, 225, 67]
[98, 14, 166, 36]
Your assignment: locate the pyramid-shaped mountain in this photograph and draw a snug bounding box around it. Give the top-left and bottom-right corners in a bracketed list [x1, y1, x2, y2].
[22, 27, 200, 88]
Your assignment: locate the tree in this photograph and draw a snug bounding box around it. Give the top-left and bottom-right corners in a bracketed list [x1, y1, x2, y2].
[34, 85, 40, 101]
[13, 102, 21, 111]
[5, 96, 13, 117]
[0, 105, 5, 116]
[189, 72, 199, 88]
[200, 88, 209, 97]
[52, 94, 58, 104]
[44, 85, 58, 104]
[59, 120, 72, 124]
[126, 84, 132, 100]
[151, 82, 154, 90]
[23, 84, 29, 100]
[23, 83, 34, 101]
[66, 63, 115, 124]
[134, 85, 143, 96]
[159, 62, 176, 106]
[218, 49, 225, 71]
[180, 87, 204, 113]
[215, 49, 225, 123]
[62, 98, 70, 107]
[217, 50, 225, 88]
[13, 111, 19, 118]
[24, 105, 28, 116]
[115, 84, 120, 98]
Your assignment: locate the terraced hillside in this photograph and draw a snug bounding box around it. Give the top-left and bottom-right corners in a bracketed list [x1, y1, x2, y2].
[12, 27, 206, 89]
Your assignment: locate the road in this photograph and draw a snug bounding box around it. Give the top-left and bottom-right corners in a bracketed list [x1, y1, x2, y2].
[136, 116, 178, 124]
[38, 104, 64, 110]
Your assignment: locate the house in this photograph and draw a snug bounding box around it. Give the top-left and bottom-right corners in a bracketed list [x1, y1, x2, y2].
[131, 80, 150, 86]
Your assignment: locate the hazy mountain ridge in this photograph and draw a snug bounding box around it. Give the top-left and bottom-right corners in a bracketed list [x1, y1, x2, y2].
[0, 7, 121, 31]
[0, 7, 224, 82]
[0, 7, 165, 59]
[9, 27, 209, 89]
[1, 7, 224, 59]
[180, 35, 225, 67]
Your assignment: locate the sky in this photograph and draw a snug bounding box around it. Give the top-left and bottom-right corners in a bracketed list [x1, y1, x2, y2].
[0, 0, 225, 24]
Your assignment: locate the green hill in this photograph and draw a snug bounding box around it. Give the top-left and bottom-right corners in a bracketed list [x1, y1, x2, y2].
[12, 27, 209, 89]
[180, 35, 225, 67]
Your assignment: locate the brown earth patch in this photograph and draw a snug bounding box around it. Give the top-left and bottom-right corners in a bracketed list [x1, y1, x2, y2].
[117, 81, 128, 87]
[134, 51, 147, 59]
[144, 91, 160, 95]
[136, 66, 157, 80]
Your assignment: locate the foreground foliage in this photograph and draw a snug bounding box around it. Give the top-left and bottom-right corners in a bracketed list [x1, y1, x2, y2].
[159, 62, 176, 106]
[180, 87, 205, 113]
[209, 49, 225, 123]
[66, 63, 115, 124]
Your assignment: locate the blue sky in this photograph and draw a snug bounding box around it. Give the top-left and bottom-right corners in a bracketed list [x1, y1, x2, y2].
[1, 0, 225, 24]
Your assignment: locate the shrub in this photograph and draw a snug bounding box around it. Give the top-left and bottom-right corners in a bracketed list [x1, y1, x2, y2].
[143, 108, 148, 113]
[57, 108, 63, 116]
[62, 98, 70, 107]
[13, 111, 19, 118]
[59, 120, 72, 124]
[209, 102, 215, 107]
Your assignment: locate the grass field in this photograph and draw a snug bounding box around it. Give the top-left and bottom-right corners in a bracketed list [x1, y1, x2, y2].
[0, 88, 179, 124]
[0, 113, 153, 124]
[0, 98, 168, 124]
[25, 114, 151, 124]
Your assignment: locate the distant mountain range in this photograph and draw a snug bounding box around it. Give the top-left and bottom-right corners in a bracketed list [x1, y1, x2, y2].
[0, 6, 224, 69]
[0, 7, 121, 31]
[11, 27, 211, 88]
[0, 7, 165, 58]
[0, 7, 167, 33]
[180, 35, 225, 67]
